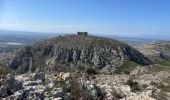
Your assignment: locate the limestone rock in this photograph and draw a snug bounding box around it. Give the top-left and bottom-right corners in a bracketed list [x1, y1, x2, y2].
[10, 35, 151, 74]
[15, 74, 29, 83]
[23, 80, 42, 86]
[51, 88, 64, 98]
[0, 86, 8, 97]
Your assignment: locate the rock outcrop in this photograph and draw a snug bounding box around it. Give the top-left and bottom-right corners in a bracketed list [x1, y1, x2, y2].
[33, 72, 45, 81]
[0, 72, 167, 100]
[5, 74, 23, 95]
[10, 35, 151, 73]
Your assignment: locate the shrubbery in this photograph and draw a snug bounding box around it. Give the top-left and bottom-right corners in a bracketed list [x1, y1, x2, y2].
[126, 78, 140, 92]
[86, 67, 98, 75]
[0, 64, 10, 76]
[114, 61, 138, 75]
[111, 88, 122, 99]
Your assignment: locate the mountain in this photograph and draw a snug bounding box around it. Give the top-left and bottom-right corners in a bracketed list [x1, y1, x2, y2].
[10, 34, 151, 73]
[138, 41, 170, 64]
[1, 34, 170, 100]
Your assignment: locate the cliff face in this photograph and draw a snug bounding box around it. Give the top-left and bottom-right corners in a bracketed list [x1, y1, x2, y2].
[10, 35, 151, 73]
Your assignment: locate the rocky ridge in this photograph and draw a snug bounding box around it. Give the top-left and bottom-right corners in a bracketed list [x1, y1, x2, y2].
[10, 35, 151, 73]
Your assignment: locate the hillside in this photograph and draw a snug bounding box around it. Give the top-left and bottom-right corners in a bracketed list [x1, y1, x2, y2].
[1, 35, 170, 100]
[10, 34, 151, 73]
[138, 41, 170, 64]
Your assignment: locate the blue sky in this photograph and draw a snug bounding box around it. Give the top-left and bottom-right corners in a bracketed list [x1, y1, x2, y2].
[0, 0, 170, 37]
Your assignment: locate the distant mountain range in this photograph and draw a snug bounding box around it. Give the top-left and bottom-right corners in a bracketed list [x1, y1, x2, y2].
[0, 30, 63, 53]
[0, 29, 169, 53]
[0, 29, 62, 41]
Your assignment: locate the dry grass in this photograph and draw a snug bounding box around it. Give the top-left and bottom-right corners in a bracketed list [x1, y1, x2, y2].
[69, 79, 90, 100]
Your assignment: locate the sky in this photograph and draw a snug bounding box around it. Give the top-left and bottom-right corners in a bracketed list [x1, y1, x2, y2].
[0, 0, 170, 38]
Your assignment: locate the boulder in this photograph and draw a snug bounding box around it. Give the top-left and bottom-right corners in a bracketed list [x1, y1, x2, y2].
[47, 83, 54, 89]
[8, 91, 23, 100]
[0, 86, 8, 97]
[27, 90, 45, 100]
[23, 80, 42, 86]
[53, 97, 62, 100]
[51, 88, 64, 98]
[91, 88, 98, 98]
[5, 74, 23, 95]
[62, 73, 71, 80]
[15, 74, 29, 83]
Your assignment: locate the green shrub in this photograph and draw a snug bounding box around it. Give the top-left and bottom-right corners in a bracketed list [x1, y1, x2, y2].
[152, 91, 169, 100]
[111, 88, 122, 99]
[25, 46, 32, 56]
[55, 76, 105, 100]
[141, 84, 148, 89]
[30, 65, 36, 72]
[0, 64, 10, 76]
[59, 77, 93, 100]
[151, 82, 170, 92]
[150, 81, 158, 86]
[69, 78, 91, 100]
[86, 67, 98, 75]
[76, 65, 85, 71]
[157, 57, 170, 66]
[126, 78, 140, 92]
[114, 61, 138, 74]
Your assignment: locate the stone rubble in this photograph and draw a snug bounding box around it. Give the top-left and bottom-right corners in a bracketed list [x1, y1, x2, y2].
[0, 72, 166, 100]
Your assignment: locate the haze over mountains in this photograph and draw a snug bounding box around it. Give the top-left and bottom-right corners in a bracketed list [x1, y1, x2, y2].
[0, 29, 169, 53]
[0, 29, 169, 54]
[0, 30, 63, 53]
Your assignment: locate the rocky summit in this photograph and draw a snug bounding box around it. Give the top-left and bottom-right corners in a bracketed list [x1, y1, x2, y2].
[10, 35, 151, 73]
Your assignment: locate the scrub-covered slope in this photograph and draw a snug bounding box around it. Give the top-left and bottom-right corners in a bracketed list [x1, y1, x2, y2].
[10, 35, 151, 73]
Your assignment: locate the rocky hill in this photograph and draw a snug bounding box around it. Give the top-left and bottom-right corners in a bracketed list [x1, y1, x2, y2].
[1, 35, 170, 100]
[10, 35, 151, 73]
[138, 41, 170, 63]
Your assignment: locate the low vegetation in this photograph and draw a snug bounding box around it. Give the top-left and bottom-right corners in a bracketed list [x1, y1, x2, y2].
[52, 74, 105, 100]
[148, 64, 170, 74]
[158, 57, 170, 66]
[152, 92, 169, 100]
[85, 67, 98, 75]
[126, 78, 140, 92]
[69, 78, 92, 100]
[114, 61, 139, 74]
[150, 77, 170, 92]
[0, 63, 10, 76]
[93, 38, 113, 45]
[111, 88, 122, 99]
